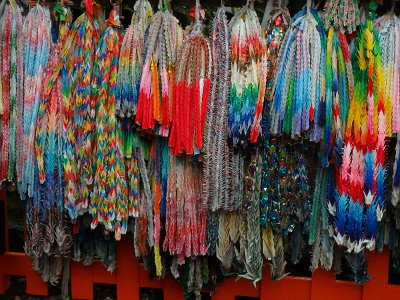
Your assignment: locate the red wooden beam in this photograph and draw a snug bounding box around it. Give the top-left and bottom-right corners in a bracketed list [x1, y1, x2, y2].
[362, 250, 400, 300]
[25, 257, 48, 296]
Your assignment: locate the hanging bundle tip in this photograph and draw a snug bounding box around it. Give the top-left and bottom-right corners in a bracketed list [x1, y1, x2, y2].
[84, 0, 94, 15]
[106, 0, 122, 27]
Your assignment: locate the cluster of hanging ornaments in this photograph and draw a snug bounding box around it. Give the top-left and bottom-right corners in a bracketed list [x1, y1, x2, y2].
[4, 0, 400, 297]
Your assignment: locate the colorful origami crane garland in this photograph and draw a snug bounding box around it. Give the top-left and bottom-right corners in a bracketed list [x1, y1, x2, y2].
[91, 6, 127, 240]
[116, 0, 153, 118]
[271, 8, 326, 142]
[169, 0, 211, 155]
[203, 7, 238, 212]
[136, 1, 183, 136]
[228, 4, 267, 147]
[259, 3, 292, 280]
[375, 11, 400, 135]
[24, 1, 72, 291]
[0, 1, 23, 184]
[333, 20, 386, 253]
[320, 27, 353, 167]
[152, 138, 170, 276]
[62, 0, 100, 220]
[116, 0, 153, 224]
[20, 5, 52, 199]
[163, 156, 207, 262]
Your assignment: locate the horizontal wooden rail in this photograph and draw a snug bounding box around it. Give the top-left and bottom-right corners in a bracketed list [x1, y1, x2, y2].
[1, 190, 400, 299]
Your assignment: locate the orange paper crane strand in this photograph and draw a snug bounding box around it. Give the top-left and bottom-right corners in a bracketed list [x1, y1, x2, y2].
[136, 9, 183, 136]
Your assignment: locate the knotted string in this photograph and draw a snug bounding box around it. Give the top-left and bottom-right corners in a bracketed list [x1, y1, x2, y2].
[392, 0, 400, 14]
[158, 0, 170, 11]
[191, 0, 202, 35]
[247, 0, 254, 10]
[307, 0, 312, 14]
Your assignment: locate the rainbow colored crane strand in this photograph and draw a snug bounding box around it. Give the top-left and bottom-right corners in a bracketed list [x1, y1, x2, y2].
[20, 5, 51, 199]
[375, 13, 400, 134]
[91, 8, 127, 240]
[321, 28, 353, 167]
[228, 5, 267, 147]
[62, 1, 99, 220]
[334, 21, 386, 252]
[0, 3, 23, 183]
[116, 0, 153, 118]
[136, 9, 183, 136]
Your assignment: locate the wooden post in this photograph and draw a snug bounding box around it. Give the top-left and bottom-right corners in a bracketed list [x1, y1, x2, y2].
[362, 250, 390, 300]
[116, 239, 140, 300]
[163, 276, 184, 300]
[25, 257, 48, 296]
[0, 190, 9, 294]
[71, 261, 93, 299]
